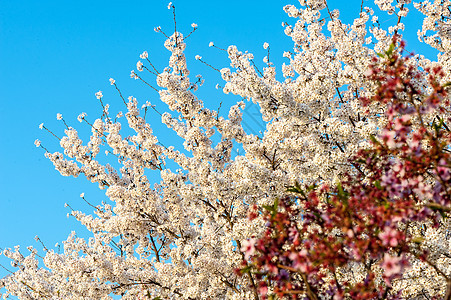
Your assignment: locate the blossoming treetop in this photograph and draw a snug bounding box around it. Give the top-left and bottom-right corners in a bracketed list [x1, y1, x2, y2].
[1, 0, 450, 299]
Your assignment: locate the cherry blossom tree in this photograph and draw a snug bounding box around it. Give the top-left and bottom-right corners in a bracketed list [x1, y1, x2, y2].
[238, 42, 451, 299]
[1, 0, 450, 299]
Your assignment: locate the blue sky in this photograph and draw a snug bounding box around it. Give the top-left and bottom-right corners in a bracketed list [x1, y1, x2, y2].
[0, 0, 437, 279]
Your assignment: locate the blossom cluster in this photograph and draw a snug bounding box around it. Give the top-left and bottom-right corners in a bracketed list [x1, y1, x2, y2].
[238, 40, 451, 299]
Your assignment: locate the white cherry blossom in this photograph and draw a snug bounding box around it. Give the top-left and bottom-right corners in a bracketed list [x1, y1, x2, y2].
[1, 1, 450, 299]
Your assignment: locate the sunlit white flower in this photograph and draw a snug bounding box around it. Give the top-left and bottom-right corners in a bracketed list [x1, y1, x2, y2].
[137, 61, 143, 71]
[95, 91, 103, 99]
[77, 112, 86, 123]
[140, 51, 148, 59]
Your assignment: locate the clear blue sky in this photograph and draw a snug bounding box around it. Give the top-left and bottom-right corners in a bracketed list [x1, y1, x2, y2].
[0, 0, 437, 278]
